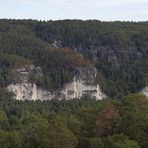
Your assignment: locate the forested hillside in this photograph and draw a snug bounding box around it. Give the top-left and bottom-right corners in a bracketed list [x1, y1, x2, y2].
[0, 19, 148, 147]
[0, 91, 148, 148]
[0, 19, 148, 98]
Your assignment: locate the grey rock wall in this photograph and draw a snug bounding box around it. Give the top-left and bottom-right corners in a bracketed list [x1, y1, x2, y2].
[7, 65, 106, 101]
[141, 87, 148, 98]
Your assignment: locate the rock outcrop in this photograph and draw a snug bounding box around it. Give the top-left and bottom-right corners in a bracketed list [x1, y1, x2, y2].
[61, 78, 105, 100]
[7, 65, 106, 101]
[7, 83, 55, 101]
[141, 87, 148, 98]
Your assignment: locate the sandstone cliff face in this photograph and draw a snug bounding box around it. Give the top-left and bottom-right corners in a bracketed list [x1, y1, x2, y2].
[7, 65, 106, 101]
[7, 83, 55, 101]
[61, 78, 105, 100]
[141, 87, 148, 98]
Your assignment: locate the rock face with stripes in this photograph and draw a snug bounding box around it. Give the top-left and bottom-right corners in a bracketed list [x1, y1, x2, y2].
[7, 65, 106, 101]
[61, 77, 105, 100]
[7, 83, 55, 101]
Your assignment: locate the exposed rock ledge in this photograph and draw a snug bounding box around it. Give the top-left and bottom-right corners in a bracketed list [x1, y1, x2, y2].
[141, 87, 148, 98]
[7, 65, 106, 101]
[7, 79, 105, 101]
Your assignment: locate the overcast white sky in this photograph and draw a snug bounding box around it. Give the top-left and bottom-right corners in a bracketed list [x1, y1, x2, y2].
[0, 0, 148, 21]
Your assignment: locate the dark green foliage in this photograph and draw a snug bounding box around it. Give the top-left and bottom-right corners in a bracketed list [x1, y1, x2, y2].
[0, 19, 147, 97]
[89, 134, 140, 148]
[0, 19, 91, 91]
[0, 93, 147, 147]
[117, 94, 148, 147]
[0, 20, 148, 147]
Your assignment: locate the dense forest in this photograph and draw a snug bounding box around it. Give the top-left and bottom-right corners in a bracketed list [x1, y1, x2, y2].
[0, 19, 148, 97]
[0, 19, 148, 147]
[0, 91, 148, 148]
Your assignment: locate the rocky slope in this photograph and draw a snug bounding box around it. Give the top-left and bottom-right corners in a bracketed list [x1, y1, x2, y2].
[0, 20, 147, 98]
[7, 65, 106, 101]
[141, 87, 148, 98]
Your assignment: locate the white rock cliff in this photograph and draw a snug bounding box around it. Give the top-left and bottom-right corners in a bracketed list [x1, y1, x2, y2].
[7, 65, 106, 101]
[141, 86, 148, 98]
